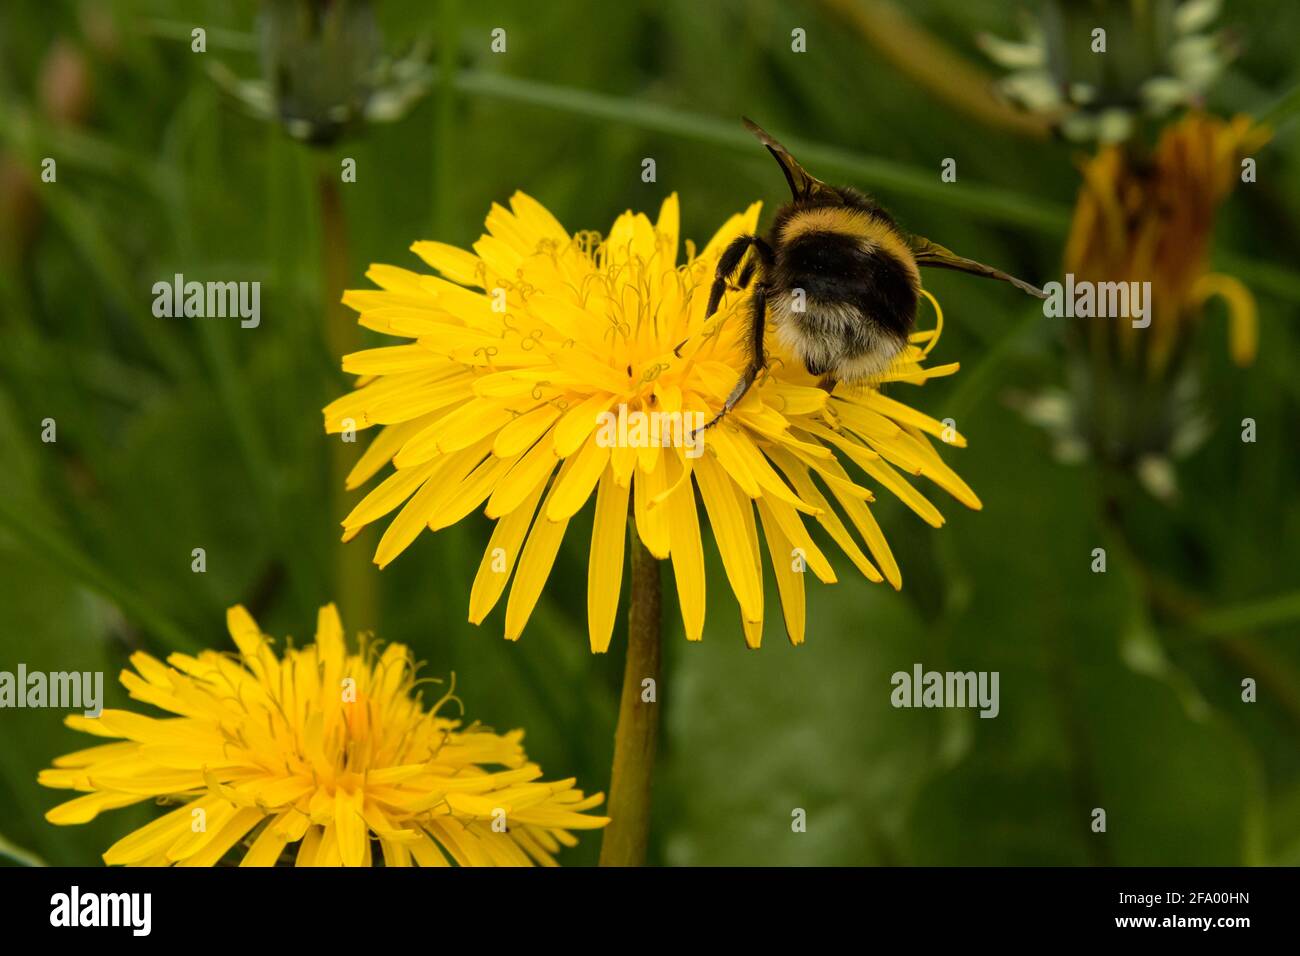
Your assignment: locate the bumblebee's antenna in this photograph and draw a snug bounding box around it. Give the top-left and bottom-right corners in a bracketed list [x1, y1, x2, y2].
[742, 117, 828, 200]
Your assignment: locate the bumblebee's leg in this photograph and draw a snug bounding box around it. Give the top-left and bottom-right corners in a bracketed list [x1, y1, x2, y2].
[702, 282, 769, 431]
[735, 256, 759, 291]
[705, 234, 760, 318]
[675, 235, 760, 357]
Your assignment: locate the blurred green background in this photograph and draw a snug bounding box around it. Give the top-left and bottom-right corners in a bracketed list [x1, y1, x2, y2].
[1, 0, 1298, 867]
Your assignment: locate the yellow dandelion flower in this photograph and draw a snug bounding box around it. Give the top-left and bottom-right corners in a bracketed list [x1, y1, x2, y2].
[39, 604, 607, 867]
[1065, 112, 1271, 371]
[324, 193, 979, 650]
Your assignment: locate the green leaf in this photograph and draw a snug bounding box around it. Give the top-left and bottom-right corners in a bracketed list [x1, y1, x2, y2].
[903, 416, 1260, 865]
[662, 573, 941, 866]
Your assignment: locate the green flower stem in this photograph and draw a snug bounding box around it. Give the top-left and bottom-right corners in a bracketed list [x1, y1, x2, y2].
[319, 170, 377, 633]
[431, 0, 459, 237]
[598, 524, 662, 867]
[0, 832, 46, 868]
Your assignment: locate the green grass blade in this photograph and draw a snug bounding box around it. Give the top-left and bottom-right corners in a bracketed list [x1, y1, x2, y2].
[0, 498, 199, 653]
[452, 70, 1072, 234]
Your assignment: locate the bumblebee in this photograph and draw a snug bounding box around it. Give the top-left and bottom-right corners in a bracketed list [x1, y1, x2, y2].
[696, 118, 1046, 428]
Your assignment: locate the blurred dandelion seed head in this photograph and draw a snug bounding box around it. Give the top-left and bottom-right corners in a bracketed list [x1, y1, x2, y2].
[39, 604, 607, 866]
[1023, 111, 1269, 491]
[980, 0, 1236, 144]
[260, 0, 382, 144]
[324, 194, 981, 650]
[207, 0, 432, 145]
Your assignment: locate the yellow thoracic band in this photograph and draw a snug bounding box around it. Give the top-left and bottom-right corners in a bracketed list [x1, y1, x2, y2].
[777, 206, 921, 287]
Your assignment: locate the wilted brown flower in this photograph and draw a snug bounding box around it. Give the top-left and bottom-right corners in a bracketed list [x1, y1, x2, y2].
[1064, 112, 1270, 375]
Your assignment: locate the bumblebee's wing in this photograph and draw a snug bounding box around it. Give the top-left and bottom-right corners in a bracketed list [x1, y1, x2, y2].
[908, 235, 1048, 299]
[742, 117, 832, 201]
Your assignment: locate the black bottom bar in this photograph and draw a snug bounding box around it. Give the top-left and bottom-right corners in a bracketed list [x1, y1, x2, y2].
[0, 865, 1286, 940]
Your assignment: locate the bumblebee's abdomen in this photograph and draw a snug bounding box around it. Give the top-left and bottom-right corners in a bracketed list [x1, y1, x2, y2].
[774, 230, 918, 340]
